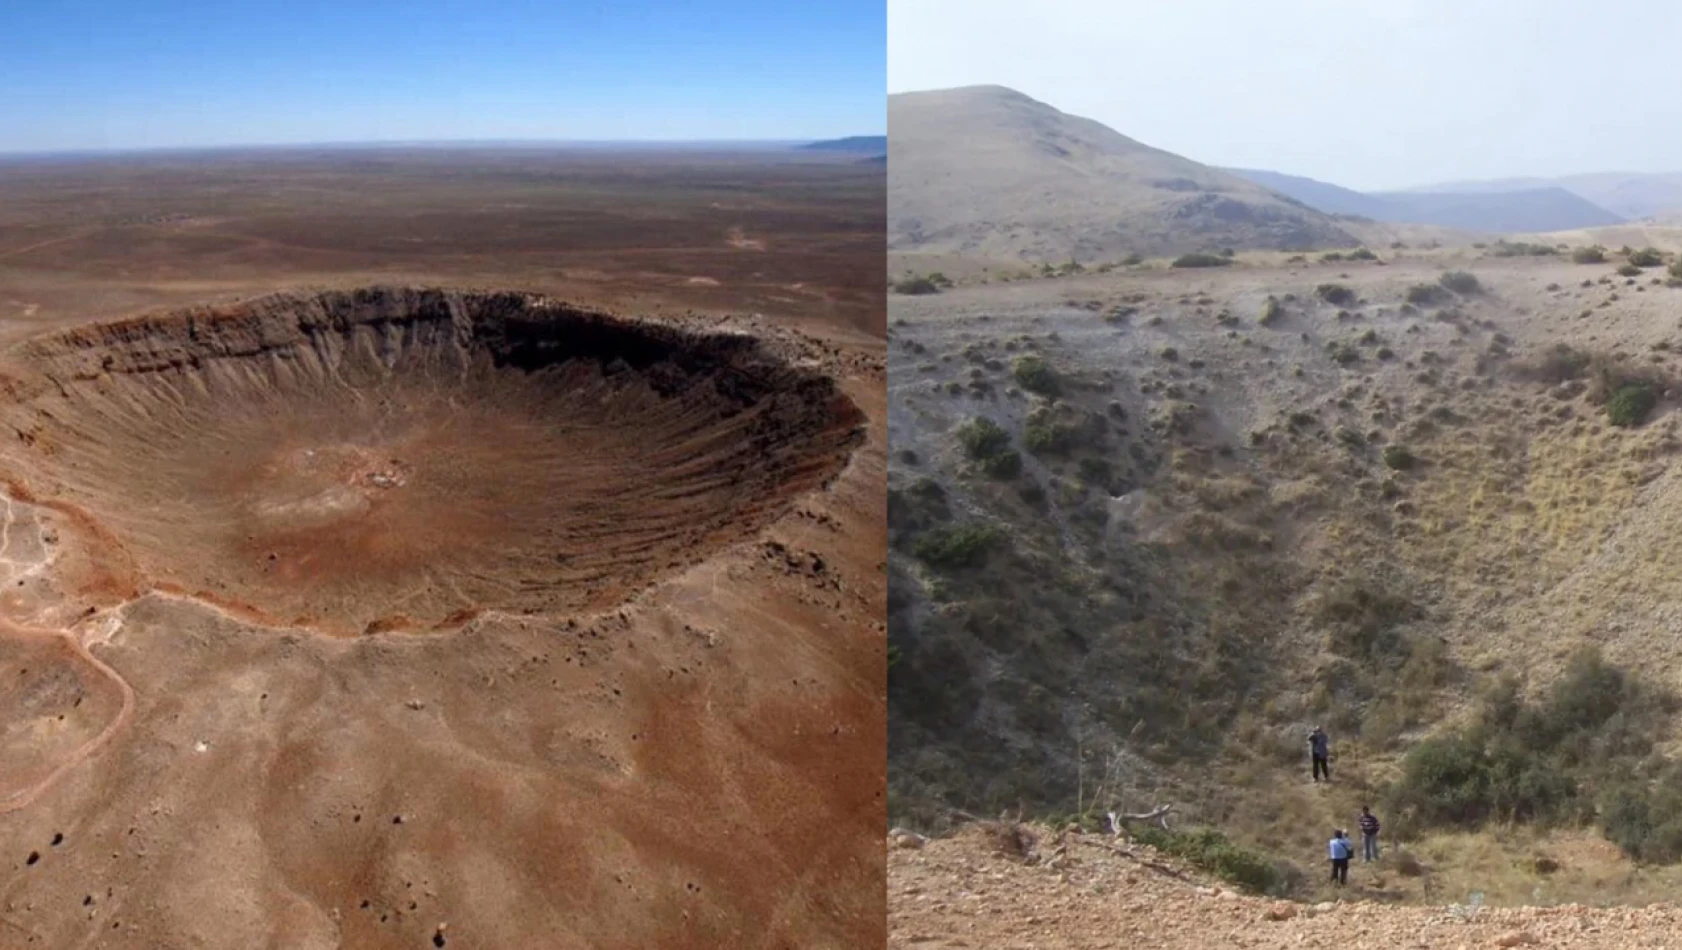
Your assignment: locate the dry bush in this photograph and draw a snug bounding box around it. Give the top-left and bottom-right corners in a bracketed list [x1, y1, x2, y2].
[1513, 344, 1673, 405]
[981, 821, 1039, 862]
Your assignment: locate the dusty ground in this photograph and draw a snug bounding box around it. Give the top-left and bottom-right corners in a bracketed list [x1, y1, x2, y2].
[0, 150, 886, 948]
[0, 147, 885, 338]
[887, 243, 1682, 909]
[890, 824, 1682, 950]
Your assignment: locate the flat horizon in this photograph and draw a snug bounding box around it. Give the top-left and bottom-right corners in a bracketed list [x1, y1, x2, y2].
[0, 135, 887, 161]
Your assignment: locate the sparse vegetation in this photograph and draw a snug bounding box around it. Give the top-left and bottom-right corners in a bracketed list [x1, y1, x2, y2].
[1132, 826, 1282, 895]
[1171, 253, 1232, 268]
[893, 272, 954, 295]
[1629, 247, 1665, 268]
[958, 417, 1012, 460]
[1438, 271, 1481, 295]
[980, 449, 1023, 478]
[956, 417, 1024, 479]
[1314, 577, 1419, 662]
[1387, 648, 1682, 862]
[1514, 342, 1592, 384]
[1012, 356, 1061, 397]
[1022, 416, 1079, 455]
[912, 522, 1001, 569]
[1315, 283, 1355, 306]
[1572, 245, 1607, 264]
[1405, 283, 1449, 306]
[1382, 445, 1417, 470]
[1348, 247, 1378, 261]
[1618, 264, 1643, 278]
[1487, 240, 1557, 258]
[1608, 382, 1658, 427]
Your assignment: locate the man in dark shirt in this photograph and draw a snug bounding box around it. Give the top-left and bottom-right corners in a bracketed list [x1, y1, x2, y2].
[1358, 806, 1381, 862]
[1308, 725, 1330, 782]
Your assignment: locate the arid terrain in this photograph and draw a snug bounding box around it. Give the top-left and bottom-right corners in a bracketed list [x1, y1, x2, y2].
[890, 822, 1682, 949]
[0, 147, 885, 337]
[887, 236, 1682, 925]
[0, 149, 887, 948]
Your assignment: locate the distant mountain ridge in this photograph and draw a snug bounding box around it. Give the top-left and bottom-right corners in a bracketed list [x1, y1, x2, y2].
[1226, 168, 1625, 233]
[1395, 172, 1682, 222]
[800, 135, 887, 154]
[889, 85, 1356, 260]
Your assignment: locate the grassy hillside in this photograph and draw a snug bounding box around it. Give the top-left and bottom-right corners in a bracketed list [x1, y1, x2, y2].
[888, 245, 1682, 903]
[888, 85, 1356, 261]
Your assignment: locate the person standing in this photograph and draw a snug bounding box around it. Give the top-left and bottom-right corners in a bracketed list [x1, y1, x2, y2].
[1327, 828, 1351, 886]
[1358, 806, 1381, 862]
[1308, 725, 1331, 782]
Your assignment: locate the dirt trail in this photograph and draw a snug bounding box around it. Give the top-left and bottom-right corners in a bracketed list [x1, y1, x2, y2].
[0, 492, 136, 814]
[0, 616, 134, 814]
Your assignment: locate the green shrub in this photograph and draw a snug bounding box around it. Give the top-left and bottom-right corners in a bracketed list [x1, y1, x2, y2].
[1314, 578, 1418, 662]
[1599, 768, 1682, 864]
[1608, 382, 1658, 427]
[1012, 356, 1061, 396]
[1121, 253, 1145, 266]
[1023, 419, 1079, 455]
[1406, 284, 1449, 306]
[1132, 826, 1282, 894]
[1390, 731, 1579, 828]
[1076, 456, 1112, 483]
[1259, 296, 1285, 326]
[1316, 283, 1356, 305]
[1382, 445, 1417, 470]
[958, 417, 1012, 459]
[1171, 253, 1232, 268]
[1630, 247, 1665, 267]
[892, 276, 941, 295]
[1618, 263, 1643, 278]
[980, 449, 1022, 479]
[1439, 271, 1481, 294]
[1487, 240, 1557, 257]
[1388, 647, 1678, 859]
[912, 523, 1001, 568]
[1572, 246, 1607, 264]
[1516, 343, 1592, 383]
[893, 272, 953, 295]
[1349, 247, 1378, 261]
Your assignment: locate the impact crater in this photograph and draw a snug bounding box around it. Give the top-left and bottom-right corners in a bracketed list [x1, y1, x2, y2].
[0, 287, 863, 633]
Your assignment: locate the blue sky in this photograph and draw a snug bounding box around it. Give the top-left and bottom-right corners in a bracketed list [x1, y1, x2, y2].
[891, 0, 1682, 190]
[0, 0, 884, 152]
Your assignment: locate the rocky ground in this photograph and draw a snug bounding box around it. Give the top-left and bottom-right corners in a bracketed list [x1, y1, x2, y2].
[890, 824, 1682, 949]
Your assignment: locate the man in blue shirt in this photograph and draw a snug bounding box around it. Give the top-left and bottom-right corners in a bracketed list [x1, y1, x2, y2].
[1328, 829, 1351, 885]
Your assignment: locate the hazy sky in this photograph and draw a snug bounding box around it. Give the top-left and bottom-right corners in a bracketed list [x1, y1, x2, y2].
[0, 0, 883, 153]
[890, 0, 1682, 191]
